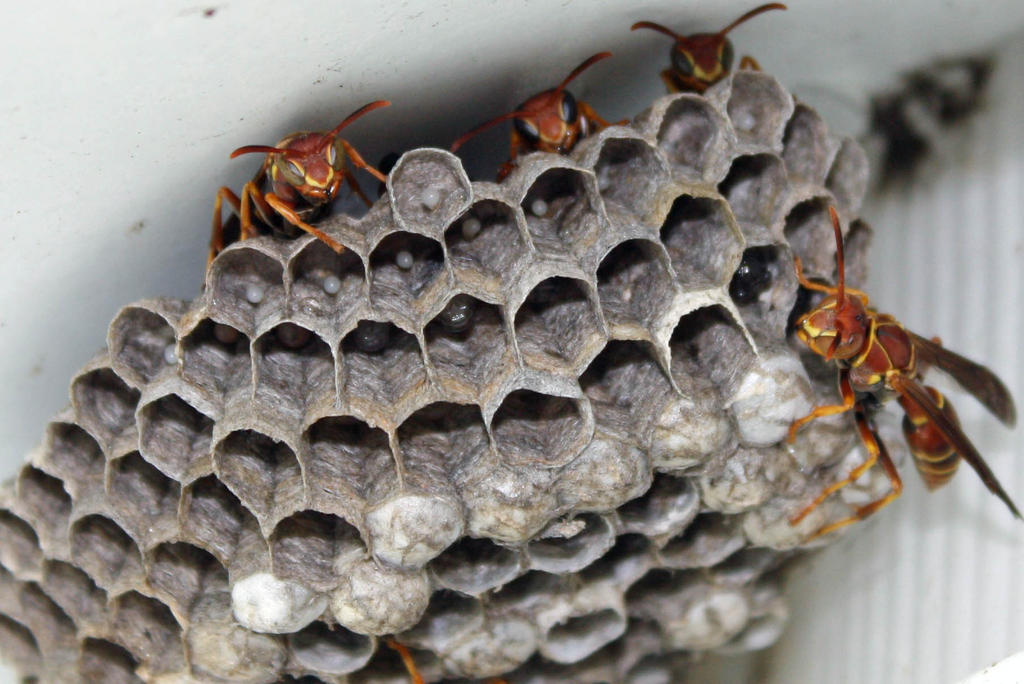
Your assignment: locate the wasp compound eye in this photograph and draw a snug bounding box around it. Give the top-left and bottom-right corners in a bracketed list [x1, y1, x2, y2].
[514, 116, 541, 144]
[560, 90, 578, 123]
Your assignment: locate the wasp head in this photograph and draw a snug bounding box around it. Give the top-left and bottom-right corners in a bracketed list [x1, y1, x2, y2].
[797, 293, 869, 362]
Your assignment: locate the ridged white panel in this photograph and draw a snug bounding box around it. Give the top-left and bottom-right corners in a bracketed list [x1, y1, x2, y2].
[762, 32, 1024, 684]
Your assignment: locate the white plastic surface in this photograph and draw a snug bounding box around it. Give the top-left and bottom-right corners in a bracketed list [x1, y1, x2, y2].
[2, 2, 1024, 683]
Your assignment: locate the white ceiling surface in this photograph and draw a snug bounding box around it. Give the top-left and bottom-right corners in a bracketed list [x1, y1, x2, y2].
[762, 31, 1024, 684]
[1, 1, 1024, 682]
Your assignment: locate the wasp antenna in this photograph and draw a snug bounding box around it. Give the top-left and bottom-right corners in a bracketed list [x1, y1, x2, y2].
[230, 144, 287, 159]
[630, 20, 683, 41]
[718, 2, 787, 36]
[326, 100, 392, 139]
[828, 205, 846, 304]
[450, 110, 531, 153]
[557, 52, 614, 92]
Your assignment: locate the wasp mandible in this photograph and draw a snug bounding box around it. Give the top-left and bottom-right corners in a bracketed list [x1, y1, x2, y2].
[209, 100, 391, 263]
[632, 3, 787, 93]
[450, 52, 623, 180]
[788, 206, 1019, 538]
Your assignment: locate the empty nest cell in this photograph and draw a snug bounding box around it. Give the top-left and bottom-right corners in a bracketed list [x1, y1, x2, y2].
[0, 512, 42, 578]
[43, 422, 104, 496]
[593, 137, 667, 217]
[213, 430, 303, 529]
[491, 389, 589, 468]
[579, 340, 674, 439]
[15, 468, 71, 550]
[289, 620, 375, 676]
[597, 239, 677, 334]
[108, 305, 177, 386]
[270, 511, 363, 592]
[430, 537, 522, 596]
[70, 368, 139, 450]
[660, 513, 747, 570]
[253, 323, 335, 423]
[656, 97, 724, 177]
[179, 475, 261, 565]
[368, 232, 447, 309]
[206, 247, 286, 334]
[179, 318, 252, 398]
[718, 153, 788, 232]
[78, 637, 142, 684]
[782, 104, 835, 184]
[340, 322, 429, 411]
[659, 195, 742, 289]
[618, 474, 700, 539]
[396, 402, 490, 492]
[542, 608, 627, 665]
[783, 197, 840, 279]
[444, 200, 529, 282]
[527, 513, 615, 574]
[107, 452, 180, 546]
[289, 239, 366, 324]
[825, 138, 868, 214]
[137, 393, 214, 483]
[424, 295, 511, 395]
[0, 614, 40, 674]
[40, 561, 108, 632]
[514, 277, 604, 374]
[725, 71, 793, 148]
[669, 305, 755, 396]
[520, 167, 600, 251]
[110, 590, 185, 675]
[68, 515, 143, 592]
[301, 415, 394, 517]
[579, 534, 653, 589]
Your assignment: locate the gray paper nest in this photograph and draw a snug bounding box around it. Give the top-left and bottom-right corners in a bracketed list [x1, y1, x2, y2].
[0, 72, 873, 683]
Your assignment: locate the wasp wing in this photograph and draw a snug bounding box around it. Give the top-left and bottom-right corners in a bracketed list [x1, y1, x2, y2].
[910, 332, 1016, 427]
[892, 375, 1021, 519]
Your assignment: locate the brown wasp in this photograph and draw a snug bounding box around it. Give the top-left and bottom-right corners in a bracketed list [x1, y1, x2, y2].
[209, 100, 391, 263]
[788, 206, 1019, 538]
[450, 52, 623, 180]
[631, 3, 787, 93]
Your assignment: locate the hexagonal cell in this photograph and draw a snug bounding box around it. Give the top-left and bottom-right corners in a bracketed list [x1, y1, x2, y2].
[180, 475, 261, 565]
[719, 157, 786, 243]
[444, 200, 530, 283]
[618, 474, 699, 539]
[729, 244, 797, 340]
[214, 430, 303, 529]
[340, 322, 429, 412]
[397, 402, 489, 492]
[424, 295, 512, 395]
[289, 621, 375, 676]
[270, 511, 363, 592]
[107, 451, 180, 548]
[597, 240, 677, 334]
[79, 637, 143, 684]
[206, 247, 286, 334]
[289, 238, 366, 324]
[594, 137, 668, 217]
[430, 537, 522, 596]
[669, 305, 755, 395]
[110, 591, 185, 675]
[69, 515, 143, 592]
[579, 534, 652, 588]
[399, 589, 484, 655]
[0, 511, 42, 577]
[514, 277, 605, 374]
[520, 167, 600, 251]
[70, 368, 139, 450]
[179, 318, 252, 398]
[491, 389, 589, 468]
[826, 138, 869, 214]
[43, 422, 104, 496]
[543, 608, 627, 665]
[659, 195, 742, 289]
[41, 561, 107, 632]
[388, 149, 472, 238]
[656, 97, 724, 177]
[0, 614, 41, 674]
[138, 394, 214, 483]
[17, 467, 72, 554]
[725, 71, 793, 148]
[842, 217, 872, 290]
[782, 104, 835, 185]
[253, 324, 336, 425]
[660, 513, 746, 570]
[712, 547, 780, 587]
[783, 197, 838, 279]
[301, 415, 394, 519]
[579, 340, 673, 439]
[368, 232, 447, 308]
[108, 305, 177, 386]
[147, 542, 227, 620]
[527, 513, 615, 574]
[18, 582, 76, 652]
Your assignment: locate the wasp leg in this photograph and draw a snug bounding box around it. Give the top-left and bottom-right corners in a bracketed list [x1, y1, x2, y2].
[577, 101, 629, 130]
[804, 408, 904, 537]
[341, 139, 388, 184]
[386, 638, 424, 684]
[210, 186, 242, 264]
[264, 193, 346, 254]
[738, 55, 763, 71]
[343, 166, 374, 208]
[497, 130, 525, 181]
[787, 368, 857, 444]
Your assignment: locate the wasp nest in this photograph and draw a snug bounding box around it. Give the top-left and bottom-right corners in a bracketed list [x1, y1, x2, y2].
[0, 71, 871, 683]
